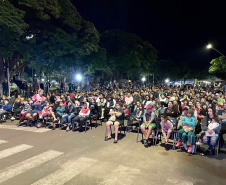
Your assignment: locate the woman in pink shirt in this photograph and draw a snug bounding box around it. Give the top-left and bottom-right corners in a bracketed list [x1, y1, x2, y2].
[32, 89, 44, 103]
[160, 115, 173, 143]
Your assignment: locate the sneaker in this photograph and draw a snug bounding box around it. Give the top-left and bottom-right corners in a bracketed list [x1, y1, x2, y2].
[148, 139, 151, 145]
[11, 117, 15, 120]
[201, 150, 210, 156]
[196, 141, 202, 146]
[144, 139, 148, 148]
[187, 146, 192, 153]
[176, 140, 182, 148]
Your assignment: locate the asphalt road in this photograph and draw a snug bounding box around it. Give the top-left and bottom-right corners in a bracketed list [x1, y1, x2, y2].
[0, 120, 226, 185]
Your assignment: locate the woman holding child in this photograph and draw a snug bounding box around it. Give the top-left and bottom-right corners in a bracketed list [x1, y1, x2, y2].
[197, 107, 221, 156]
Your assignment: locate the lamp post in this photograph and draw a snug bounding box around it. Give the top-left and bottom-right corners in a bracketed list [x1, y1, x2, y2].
[142, 77, 146, 88]
[141, 77, 146, 82]
[76, 74, 82, 90]
[165, 78, 169, 84]
[206, 44, 225, 56]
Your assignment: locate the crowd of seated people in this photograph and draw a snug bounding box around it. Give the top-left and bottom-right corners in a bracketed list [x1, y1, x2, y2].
[0, 84, 226, 156]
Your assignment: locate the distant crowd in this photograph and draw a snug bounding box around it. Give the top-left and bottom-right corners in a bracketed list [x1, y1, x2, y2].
[0, 81, 226, 157]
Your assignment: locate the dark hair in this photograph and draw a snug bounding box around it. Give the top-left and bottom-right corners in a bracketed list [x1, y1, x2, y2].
[212, 116, 219, 123]
[66, 100, 72, 105]
[161, 114, 168, 120]
[188, 109, 194, 116]
[116, 102, 122, 107]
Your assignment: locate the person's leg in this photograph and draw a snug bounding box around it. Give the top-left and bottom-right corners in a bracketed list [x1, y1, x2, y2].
[187, 131, 195, 146]
[101, 108, 105, 118]
[166, 129, 173, 142]
[79, 117, 87, 131]
[208, 134, 219, 151]
[187, 130, 195, 153]
[114, 121, 120, 141]
[26, 113, 32, 120]
[182, 132, 188, 150]
[203, 135, 210, 145]
[62, 114, 69, 123]
[106, 121, 112, 138]
[146, 126, 153, 140]
[146, 123, 156, 140]
[178, 129, 185, 140]
[19, 113, 22, 121]
[182, 132, 188, 143]
[67, 114, 76, 126]
[19, 112, 28, 122]
[32, 113, 37, 120]
[140, 124, 147, 138]
[51, 112, 57, 121]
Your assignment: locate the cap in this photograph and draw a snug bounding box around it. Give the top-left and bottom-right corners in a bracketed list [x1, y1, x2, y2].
[146, 106, 152, 109]
[183, 106, 189, 111]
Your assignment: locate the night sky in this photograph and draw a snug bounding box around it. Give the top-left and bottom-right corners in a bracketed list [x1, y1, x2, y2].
[71, 0, 226, 70]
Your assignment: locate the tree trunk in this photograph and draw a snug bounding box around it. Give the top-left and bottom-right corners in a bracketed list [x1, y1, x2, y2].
[0, 57, 6, 83]
[9, 60, 31, 80]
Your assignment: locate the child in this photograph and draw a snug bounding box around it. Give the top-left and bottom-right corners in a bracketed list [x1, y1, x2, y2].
[196, 116, 220, 145]
[123, 105, 129, 116]
[160, 115, 173, 143]
[37, 102, 57, 123]
[19, 99, 31, 123]
[176, 109, 196, 153]
[0, 100, 11, 121]
[52, 101, 65, 130]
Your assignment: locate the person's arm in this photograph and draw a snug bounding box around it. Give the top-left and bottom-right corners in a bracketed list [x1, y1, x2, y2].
[161, 122, 167, 137]
[112, 99, 116, 108]
[143, 114, 148, 125]
[186, 117, 196, 128]
[212, 121, 221, 134]
[109, 109, 116, 115]
[166, 108, 177, 117]
[4, 104, 11, 111]
[146, 113, 154, 127]
[115, 112, 122, 117]
[201, 116, 208, 131]
[128, 97, 133, 105]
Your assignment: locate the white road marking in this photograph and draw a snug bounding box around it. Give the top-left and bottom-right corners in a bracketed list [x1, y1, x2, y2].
[166, 178, 193, 185]
[0, 144, 33, 160]
[0, 139, 7, 144]
[0, 125, 51, 133]
[31, 157, 97, 185]
[0, 150, 63, 184]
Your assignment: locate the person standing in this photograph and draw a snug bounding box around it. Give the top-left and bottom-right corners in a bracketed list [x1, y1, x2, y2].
[2, 79, 8, 96]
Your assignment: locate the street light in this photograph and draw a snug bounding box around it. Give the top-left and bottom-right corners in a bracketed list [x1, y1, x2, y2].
[206, 43, 225, 56]
[41, 78, 44, 82]
[165, 78, 169, 83]
[76, 74, 82, 81]
[141, 77, 146, 82]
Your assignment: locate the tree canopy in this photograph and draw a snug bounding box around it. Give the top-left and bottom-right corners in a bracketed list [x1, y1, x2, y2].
[209, 56, 226, 81]
[99, 30, 158, 81]
[0, 0, 99, 83]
